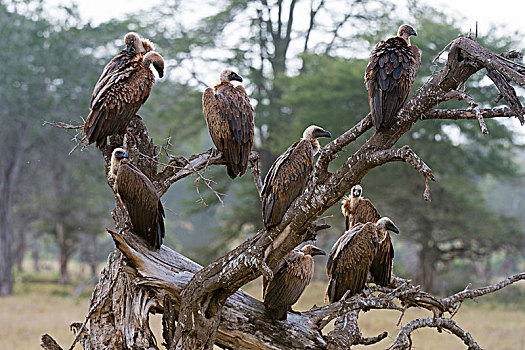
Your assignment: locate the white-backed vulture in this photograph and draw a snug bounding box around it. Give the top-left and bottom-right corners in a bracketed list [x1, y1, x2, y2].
[91, 32, 154, 103]
[365, 24, 420, 130]
[261, 125, 331, 228]
[326, 217, 399, 303]
[84, 47, 164, 149]
[202, 69, 254, 179]
[110, 148, 165, 249]
[341, 185, 398, 286]
[263, 245, 326, 320]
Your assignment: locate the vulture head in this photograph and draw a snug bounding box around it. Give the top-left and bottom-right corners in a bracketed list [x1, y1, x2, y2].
[351, 184, 362, 199]
[301, 244, 326, 257]
[143, 52, 165, 78]
[110, 148, 129, 178]
[376, 217, 400, 242]
[303, 125, 332, 140]
[302, 125, 331, 155]
[397, 24, 417, 45]
[220, 69, 243, 83]
[124, 32, 145, 54]
[141, 38, 155, 53]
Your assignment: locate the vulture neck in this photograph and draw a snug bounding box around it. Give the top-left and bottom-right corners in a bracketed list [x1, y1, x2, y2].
[214, 81, 233, 90]
[303, 137, 320, 155]
[349, 196, 360, 213]
[377, 228, 388, 243]
[399, 35, 411, 45]
[110, 159, 125, 179]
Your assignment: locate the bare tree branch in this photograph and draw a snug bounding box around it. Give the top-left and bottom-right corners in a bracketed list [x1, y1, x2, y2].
[389, 317, 482, 350]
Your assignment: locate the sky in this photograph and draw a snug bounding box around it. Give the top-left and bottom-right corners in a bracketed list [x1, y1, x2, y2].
[48, 0, 524, 35]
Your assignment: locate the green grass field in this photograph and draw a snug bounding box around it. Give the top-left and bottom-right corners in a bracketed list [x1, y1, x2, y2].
[1, 277, 524, 349]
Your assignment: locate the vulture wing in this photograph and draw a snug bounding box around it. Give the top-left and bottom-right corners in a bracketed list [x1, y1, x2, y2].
[326, 223, 376, 303]
[352, 198, 381, 227]
[370, 234, 394, 286]
[115, 163, 165, 249]
[84, 55, 154, 148]
[261, 140, 314, 227]
[90, 50, 131, 106]
[365, 37, 421, 130]
[203, 83, 254, 179]
[263, 250, 313, 320]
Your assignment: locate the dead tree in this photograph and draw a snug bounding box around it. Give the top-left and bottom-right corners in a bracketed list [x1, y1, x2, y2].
[42, 36, 525, 350]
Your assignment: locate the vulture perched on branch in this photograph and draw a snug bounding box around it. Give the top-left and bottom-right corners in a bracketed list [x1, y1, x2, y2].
[365, 24, 420, 130]
[263, 245, 326, 321]
[84, 41, 164, 149]
[341, 185, 397, 287]
[326, 217, 399, 303]
[93, 32, 154, 94]
[203, 69, 254, 179]
[261, 125, 331, 228]
[110, 148, 165, 250]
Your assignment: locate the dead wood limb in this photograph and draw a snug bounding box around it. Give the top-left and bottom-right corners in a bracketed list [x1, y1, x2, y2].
[443, 90, 488, 134]
[41, 334, 64, 350]
[389, 317, 482, 350]
[486, 69, 524, 124]
[422, 106, 525, 120]
[154, 148, 224, 196]
[370, 146, 435, 201]
[315, 113, 372, 180]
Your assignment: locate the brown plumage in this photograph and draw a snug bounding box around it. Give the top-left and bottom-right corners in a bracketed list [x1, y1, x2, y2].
[263, 245, 326, 320]
[261, 125, 331, 228]
[341, 185, 397, 286]
[203, 69, 254, 179]
[84, 45, 164, 149]
[90, 33, 154, 103]
[326, 217, 399, 303]
[110, 148, 165, 249]
[365, 24, 420, 130]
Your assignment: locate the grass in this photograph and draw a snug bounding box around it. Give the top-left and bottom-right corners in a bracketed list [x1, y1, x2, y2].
[1, 276, 524, 349]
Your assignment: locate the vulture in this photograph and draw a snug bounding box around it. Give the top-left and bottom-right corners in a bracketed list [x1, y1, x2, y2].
[92, 32, 154, 100]
[261, 125, 331, 228]
[110, 148, 165, 249]
[263, 245, 326, 321]
[341, 185, 397, 287]
[341, 185, 380, 231]
[202, 69, 254, 179]
[365, 24, 420, 130]
[84, 46, 164, 149]
[325, 217, 399, 303]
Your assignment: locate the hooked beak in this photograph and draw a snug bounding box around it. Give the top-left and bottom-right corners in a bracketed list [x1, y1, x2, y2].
[122, 151, 129, 159]
[126, 43, 132, 54]
[313, 129, 332, 139]
[411, 28, 418, 37]
[312, 247, 326, 256]
[153, 61, 164, 78]
[233, 73, 243, 83]
[386, 222, 399, 234]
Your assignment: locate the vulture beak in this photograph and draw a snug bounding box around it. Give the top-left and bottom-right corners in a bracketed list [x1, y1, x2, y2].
[153, 61, 164, 78]
[233, 73, 243, 83]
[411, 28, 417, 37]
[353, 189, 361, 197]
[312, 247, 327, 256]
[126, 43, 133, 54]
[313, 129, 332, 139]
[122, 151, 129, 159]
[386, 222, 399, 234]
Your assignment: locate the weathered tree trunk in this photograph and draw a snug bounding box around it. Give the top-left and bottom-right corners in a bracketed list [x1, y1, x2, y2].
[56, 220, 70, 285]
[32, 231, 41, 272]
[417, 241, 437, 292]
[0, 189, 14, 296]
